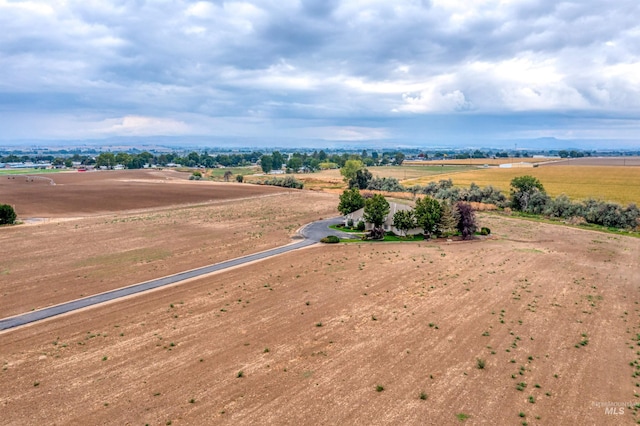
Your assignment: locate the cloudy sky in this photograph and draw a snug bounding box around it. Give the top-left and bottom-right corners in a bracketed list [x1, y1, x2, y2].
[1, 0, 640, 149]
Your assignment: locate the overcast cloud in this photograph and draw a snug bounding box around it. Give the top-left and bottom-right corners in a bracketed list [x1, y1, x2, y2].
[1, 0, 639, 148]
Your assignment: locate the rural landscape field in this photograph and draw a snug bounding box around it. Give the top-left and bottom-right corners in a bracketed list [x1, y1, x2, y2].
[1, 167, 639, 425]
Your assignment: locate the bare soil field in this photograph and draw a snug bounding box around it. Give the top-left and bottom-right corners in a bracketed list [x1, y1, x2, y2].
[541, 157, 640, 167]
[0, 173, 338, 317]
[406, 158, 555, 166]
[1, 211, 639, 424]
[0, 169, 291, 218]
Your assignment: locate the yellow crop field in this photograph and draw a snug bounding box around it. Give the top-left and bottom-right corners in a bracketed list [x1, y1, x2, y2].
[406, 165, 640, 205]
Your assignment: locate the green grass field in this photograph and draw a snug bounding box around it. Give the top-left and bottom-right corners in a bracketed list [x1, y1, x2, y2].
[0, 168, 65, 175]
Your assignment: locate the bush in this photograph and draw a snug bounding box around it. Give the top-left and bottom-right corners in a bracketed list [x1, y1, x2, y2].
[480, 227, 491, 235]
[545, 194, 582, 218]
[347, 218, 354, 227]
[356, 220, 365, 231]
[0, 204, 17, 225]
[320, 235, 340, 244]
[261, 176, 303, 189]
[367, 176, 405, 192]
[235, 174, 244, 183]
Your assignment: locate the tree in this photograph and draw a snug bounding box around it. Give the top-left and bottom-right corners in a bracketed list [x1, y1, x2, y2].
[456, 202, 477, 239]
[392, 209, 415, 237]
[437, 201, 458, 236]
[338, 188, 365, 216]
[363, 194, 390, 239]
[260, 155, 273, 174]
[287, 156, 302, 172]
[271, 151, 284, 171]
[0, 204, 17, 225]
[394, 152, 405, 165]
[223, 170, 233, 182]
[95, 152, 115, 169]
[340, 159, 364, 183]
[349, 168, 372, 189]
[414, 196, 441, 237]
[510, 175, 545, 212]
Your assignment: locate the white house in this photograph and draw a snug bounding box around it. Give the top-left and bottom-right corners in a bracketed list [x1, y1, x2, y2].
[345, 202, 423, 236]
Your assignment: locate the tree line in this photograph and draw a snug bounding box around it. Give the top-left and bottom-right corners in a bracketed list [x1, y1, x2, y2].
[338, 189, 480, 240]
[338, 173, 639, 233]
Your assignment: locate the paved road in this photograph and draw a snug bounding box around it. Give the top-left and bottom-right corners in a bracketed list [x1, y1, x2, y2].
[0, 216, 347, 331]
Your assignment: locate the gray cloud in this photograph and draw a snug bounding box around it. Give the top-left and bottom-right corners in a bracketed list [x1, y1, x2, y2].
[0, 0, 639, 147]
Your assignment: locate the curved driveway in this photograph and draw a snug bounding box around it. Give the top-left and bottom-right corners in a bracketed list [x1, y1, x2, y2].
[0, 216, 347, 331]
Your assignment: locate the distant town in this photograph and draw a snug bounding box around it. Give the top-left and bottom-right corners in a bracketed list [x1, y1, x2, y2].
[2, 146, 639, 172]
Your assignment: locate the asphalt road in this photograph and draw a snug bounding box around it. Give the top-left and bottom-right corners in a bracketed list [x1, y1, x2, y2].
[0, 216, 347, 331]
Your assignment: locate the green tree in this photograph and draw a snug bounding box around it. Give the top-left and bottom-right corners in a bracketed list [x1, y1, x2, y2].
[394, 152, 405, 165]
[287, 156, 303, 172]
[271, 151, 284, 170]
[392, 209, 415, 237]
[0, 204, 17, 225]
[95, 152, 115, 169]
[510, 175, 545, 212]
[349, 168, 372, 189]
[340, 159, 364, 183]
[437, 201, 458, 236]
[338, 188, 365, 216]
[364, 194, 390, 239]
[115, 152, 132, 166]
[260, 155, 273, 174]
[414, 196, 441, 237]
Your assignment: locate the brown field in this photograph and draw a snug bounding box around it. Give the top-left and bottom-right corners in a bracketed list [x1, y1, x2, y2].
[2, 169, 640, 424]
[1, 207, 640, 424]
[407, 165, 640, 205]
[543, 157, 640, 167]
[406, 158, 555, 166]
[0, 169, 292, 218]
[0, 170, 338, 317]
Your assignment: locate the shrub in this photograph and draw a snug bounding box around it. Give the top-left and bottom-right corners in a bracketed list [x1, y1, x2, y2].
[261, 176, 303, 189]
[235, 174, 244, 183]
[320, 235, 340, 244]
[347, 218, 354, 227]
[356, 220, 365, 231]
[545, 194, 582, 218]
[367, 176, 404, 192]
[0, 204, 17, 225]
[480, 227, 491, 235]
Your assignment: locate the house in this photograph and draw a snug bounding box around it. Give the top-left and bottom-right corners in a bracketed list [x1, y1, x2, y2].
[345, 202, 423, 236]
